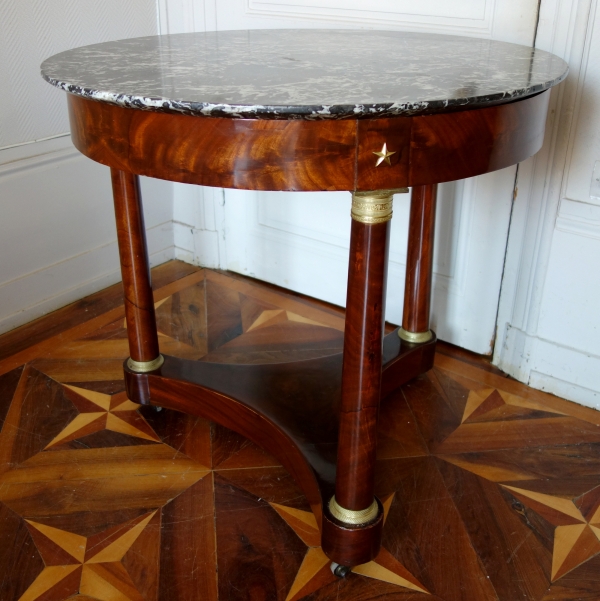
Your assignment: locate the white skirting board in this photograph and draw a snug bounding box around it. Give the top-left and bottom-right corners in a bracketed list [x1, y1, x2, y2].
[497, 325, 600, 410]
[172, 183, 225, 269]
[0, 224, 174, 336]
[173, 222, 220, 268]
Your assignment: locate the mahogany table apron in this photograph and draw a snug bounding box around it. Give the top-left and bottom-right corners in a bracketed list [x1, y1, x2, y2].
[40, 29, 568, 571]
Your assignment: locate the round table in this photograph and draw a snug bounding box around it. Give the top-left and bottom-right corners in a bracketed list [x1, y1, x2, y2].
[41, 29, 568, 570]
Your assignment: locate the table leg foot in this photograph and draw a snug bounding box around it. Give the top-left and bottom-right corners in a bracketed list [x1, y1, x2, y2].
[330, 563, 352, 579]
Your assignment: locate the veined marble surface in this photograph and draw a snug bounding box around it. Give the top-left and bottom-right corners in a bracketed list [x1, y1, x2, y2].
[41, 30, 568, 120]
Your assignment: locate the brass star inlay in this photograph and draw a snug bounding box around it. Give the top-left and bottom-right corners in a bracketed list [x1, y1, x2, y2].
[373, 142, 397, 167]
[44, 385, 160, 448]
[503, 485, 600, 581]
[271, 494, 429, 600]
[20, 511, 158, 600]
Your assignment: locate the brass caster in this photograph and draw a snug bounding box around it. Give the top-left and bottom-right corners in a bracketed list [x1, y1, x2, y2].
[330, 562, 351, 578]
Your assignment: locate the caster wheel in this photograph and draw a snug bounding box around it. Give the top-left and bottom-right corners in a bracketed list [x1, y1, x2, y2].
[330, 562, 351, 578]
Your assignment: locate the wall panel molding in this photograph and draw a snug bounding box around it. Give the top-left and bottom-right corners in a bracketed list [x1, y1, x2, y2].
[245, 0, 495, 35]
[0, 0, 174, 337]
[556, 198, 600, 239]
[493, 0, 600, 407]
[0, 135, 77, 175]
[0, 135, 174, 335]
[0, 0, 157, 148]
[561, 0, 600, 205]
[494, 0, 590, 343]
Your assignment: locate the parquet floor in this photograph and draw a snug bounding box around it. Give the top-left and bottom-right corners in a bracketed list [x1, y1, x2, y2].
[1, 262, 600, 601]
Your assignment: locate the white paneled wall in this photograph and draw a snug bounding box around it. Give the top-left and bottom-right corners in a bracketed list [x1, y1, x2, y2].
[0, 136, 174, 335]
[0, 0, 174, 335]
[156, 1, 222, 267]
[173, 184, 225, 268]
[494, 0, 600, 409]
[0, 0, 157, 149]
[217, 0, 539, 42]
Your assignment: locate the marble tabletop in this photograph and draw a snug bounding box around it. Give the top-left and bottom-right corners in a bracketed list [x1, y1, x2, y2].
[41, 29, 568, 120]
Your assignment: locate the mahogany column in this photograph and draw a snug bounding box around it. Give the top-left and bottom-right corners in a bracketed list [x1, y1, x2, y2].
[398, 184, 438, 343]
[323, 191, 392, 564]
[110, 168, 163, 372]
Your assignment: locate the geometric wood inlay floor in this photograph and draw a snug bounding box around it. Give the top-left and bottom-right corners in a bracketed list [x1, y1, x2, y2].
[1, 262, 600, 601]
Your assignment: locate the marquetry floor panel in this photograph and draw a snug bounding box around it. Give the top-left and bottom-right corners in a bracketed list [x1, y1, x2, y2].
[1, 264, 600, 600]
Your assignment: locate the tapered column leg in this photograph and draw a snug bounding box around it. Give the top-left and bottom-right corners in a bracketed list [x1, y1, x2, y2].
[322, 190, 393, 567]
[111, 168, 163, 373]
[398, 184, 438, 343]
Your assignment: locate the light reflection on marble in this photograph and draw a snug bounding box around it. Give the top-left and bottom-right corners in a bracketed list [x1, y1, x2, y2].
[41, 30, 568, 120]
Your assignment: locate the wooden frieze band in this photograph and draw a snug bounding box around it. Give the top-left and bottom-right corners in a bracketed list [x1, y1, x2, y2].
[68, 91, 551, 193]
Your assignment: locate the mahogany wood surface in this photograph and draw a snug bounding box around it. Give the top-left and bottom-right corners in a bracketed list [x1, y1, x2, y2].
[117, 212, 424, 565]
[2, 265, 600, 600]
[110, 169, 160, 362]
[70, 99, 356, 191]
[336, 220, 390, 513]
[402, 184, 438, 334]
[381, 333, 437, 398]
[69, 91, 550, 192]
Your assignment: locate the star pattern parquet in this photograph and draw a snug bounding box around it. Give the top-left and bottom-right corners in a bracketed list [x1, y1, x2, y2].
[1, 263, 600, 600]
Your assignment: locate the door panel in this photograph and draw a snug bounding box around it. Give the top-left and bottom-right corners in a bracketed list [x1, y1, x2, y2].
[225, 168, 515, 353]
[216, 0, 538, 354]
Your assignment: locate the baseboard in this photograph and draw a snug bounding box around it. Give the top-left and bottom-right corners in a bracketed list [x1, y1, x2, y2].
[173, 222, 220, 268]
[0, 222, 174, 336]
[495, 324, 600, 410]
[529, 371, 600, 409]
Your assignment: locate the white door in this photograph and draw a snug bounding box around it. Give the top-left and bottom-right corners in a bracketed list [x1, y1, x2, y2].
[206, 0, 540, 354]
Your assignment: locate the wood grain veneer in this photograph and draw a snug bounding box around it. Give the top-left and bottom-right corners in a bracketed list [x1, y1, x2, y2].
[336, 220, 390, 512]
[68, 91, 550, 192]
[402, 184, 438, 335]
[111, 169, 160, 363]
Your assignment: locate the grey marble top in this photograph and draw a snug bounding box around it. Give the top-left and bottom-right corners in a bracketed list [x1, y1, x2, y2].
[41, 29, 568, 120]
